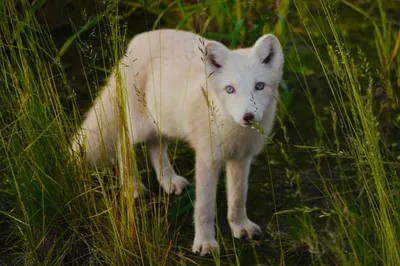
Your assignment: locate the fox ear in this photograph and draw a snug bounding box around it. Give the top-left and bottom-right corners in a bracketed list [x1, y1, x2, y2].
[252, 34, 284, 70]
[205, 41, 229, 71]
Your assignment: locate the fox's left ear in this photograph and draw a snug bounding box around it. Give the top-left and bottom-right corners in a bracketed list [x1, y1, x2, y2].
[252, 34, 284, 70]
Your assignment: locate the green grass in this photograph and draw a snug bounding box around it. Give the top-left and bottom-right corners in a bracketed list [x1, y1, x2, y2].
[1, 0, 399, 265]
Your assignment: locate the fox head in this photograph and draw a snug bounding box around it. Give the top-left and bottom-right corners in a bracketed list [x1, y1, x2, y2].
[204, 34, 284, 127]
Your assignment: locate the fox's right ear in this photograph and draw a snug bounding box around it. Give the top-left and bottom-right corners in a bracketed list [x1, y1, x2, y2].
[204, 41, 229, 72]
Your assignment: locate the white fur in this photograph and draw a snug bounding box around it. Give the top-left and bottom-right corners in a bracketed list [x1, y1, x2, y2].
[71, 29, 284, 256]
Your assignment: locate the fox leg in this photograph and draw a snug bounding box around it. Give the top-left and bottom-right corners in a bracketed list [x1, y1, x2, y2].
[226, 156, 261, 239]
[148, 140, 190, 195]
[192, 153, 221, 256]
[117, 133, 147, 198]
[117, 111, 152, 198]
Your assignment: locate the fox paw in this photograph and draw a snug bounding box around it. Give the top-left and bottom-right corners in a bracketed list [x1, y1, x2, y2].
[192, 238, 219, 256]
[160, 174, 190, 195]
[230, 219, 261, 240]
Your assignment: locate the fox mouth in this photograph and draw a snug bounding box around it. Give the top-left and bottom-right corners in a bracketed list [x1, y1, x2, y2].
[240, 121, 255, 127]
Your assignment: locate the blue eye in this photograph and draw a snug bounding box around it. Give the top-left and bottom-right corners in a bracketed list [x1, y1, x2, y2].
[226, 85, 235, 94]
[255, 82, 265, 90]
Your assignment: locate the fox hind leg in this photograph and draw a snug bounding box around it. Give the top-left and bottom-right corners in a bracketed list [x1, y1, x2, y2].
[117, 113, 152, 198]
[148, 140, 190, 195]
[117, 134, 148, 198]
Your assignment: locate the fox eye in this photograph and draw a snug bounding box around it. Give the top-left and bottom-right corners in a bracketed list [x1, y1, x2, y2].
[255, 82, 265, 90]
[226, 85, 235, 94]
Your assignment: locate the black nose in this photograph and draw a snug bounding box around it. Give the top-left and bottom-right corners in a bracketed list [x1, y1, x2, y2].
[243, 113, 254, 122]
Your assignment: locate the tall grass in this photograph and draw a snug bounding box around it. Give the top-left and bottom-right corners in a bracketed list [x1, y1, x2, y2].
[0, 1, 83, 263]
[1, 0, 399, 265]
[280, 0, 400, 264]
[0, 0, 174, 264]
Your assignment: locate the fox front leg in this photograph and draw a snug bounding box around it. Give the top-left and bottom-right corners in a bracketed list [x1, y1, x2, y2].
[226, 156, 261, 240]
[192, 154, 221, 256]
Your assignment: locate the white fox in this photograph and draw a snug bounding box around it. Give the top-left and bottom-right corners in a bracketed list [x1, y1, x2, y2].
[71, 29, 284, 256]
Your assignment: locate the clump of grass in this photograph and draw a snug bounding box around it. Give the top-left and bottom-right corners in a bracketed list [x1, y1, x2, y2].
[0, 0, 178, 264]
[320, 1, 399, 263]
[272, 0, 400, 265]
[0, 0, 86, 263]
